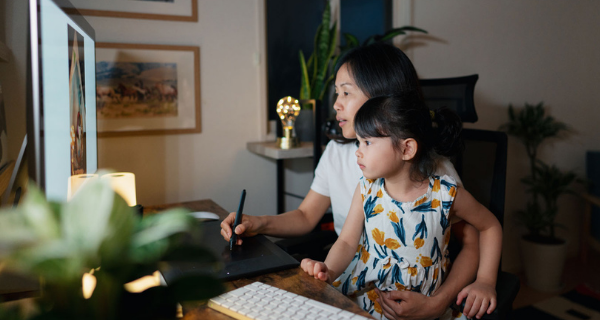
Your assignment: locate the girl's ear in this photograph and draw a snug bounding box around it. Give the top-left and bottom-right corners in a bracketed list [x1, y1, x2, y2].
[401, 138, 418, 160]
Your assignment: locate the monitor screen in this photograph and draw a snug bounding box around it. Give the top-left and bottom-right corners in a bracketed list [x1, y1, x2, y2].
[27, 0, 97, 202]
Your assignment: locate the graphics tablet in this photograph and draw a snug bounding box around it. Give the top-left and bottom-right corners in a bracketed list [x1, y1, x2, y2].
[160, 220, 299, 283]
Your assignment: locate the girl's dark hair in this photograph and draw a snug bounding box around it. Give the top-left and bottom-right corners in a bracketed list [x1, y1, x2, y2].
[354, 94, 463, 181]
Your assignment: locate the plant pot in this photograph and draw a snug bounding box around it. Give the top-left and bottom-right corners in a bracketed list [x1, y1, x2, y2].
[520, 236, 568, 292]
[294, 109, 314, 142]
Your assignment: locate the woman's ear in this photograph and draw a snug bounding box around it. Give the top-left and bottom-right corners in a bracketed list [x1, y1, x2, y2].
[400, 138, 418, 160]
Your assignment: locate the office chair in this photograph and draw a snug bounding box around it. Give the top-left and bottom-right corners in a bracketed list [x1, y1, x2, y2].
[451, 128, 520, 319]
[423, 74, 519, 319]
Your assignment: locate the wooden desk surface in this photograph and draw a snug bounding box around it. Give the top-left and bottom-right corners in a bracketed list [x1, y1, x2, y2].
[145, 200, 372, 319]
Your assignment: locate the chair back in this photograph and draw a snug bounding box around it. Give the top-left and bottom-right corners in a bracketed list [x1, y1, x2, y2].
[454, 129, 508, 227]
[420, 74, 479, 123]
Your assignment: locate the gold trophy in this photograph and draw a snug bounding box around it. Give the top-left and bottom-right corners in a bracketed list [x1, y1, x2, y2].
[276, 96, 301, 149]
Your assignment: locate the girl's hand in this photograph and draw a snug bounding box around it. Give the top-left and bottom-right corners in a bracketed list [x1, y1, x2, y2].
[456, 281, 497, 319]
[300, 258, 330, 282]
[220, 212, 263, 245]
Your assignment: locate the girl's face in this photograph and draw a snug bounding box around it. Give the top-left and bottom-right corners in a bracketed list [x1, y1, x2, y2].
[355, 135, 405, 180]
[333, 64, 369, 139]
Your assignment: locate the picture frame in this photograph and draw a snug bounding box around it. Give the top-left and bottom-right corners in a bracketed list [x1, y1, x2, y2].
[68, 0, 198, 22]
[95, 43, 201, 137]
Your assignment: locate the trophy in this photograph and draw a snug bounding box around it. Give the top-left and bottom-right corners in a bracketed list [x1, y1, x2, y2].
[276, 96, 301, 149]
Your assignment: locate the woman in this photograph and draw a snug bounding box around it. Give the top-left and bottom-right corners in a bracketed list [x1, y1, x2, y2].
[221, 43, 480, 319]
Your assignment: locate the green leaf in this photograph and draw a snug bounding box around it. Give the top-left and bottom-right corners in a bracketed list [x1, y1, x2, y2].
[132, 209, 192, 247]
[0, 185, 60, 250]
[129, 209, 193, 264]
[62, 178, 117, 257]
[299, 50, 311, 100]
[342, 33, 359, 49]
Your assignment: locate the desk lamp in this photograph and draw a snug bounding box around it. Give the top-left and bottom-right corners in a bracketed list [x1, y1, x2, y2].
[101, 172, 143, 216]
[68, 173, 98, 200]
[276, 96, 301, 149]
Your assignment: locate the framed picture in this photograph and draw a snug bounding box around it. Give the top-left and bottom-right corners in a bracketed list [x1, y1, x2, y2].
[95, 43, 201, 137]
[68, 0, 198, 22]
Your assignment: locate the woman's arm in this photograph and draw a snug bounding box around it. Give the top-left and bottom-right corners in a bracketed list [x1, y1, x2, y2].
[220, 189, 332, 243]
[376, 221, 480, 320]
[302, 185, 364, 282]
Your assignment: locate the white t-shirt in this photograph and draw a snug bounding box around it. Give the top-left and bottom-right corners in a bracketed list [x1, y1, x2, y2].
[311, 140, 463, 235]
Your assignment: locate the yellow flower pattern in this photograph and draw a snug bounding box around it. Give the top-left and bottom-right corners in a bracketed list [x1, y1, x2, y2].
[414, 238, 424, 249]
[449, 186, 456, 197]
[414, 196, 428, 207]
[372, 228, 385, 246]
[333, 176, 459, 320]
[384, 238, 401, 250]
[388, 210, 399, 223]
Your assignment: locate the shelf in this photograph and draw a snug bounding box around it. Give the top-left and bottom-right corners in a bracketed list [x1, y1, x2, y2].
[0, 41, 10, 62]
[247, 141, 314, 160]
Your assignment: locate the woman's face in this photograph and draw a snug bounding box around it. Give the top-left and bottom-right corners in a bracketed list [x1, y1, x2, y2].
[333, 64, 369, 139]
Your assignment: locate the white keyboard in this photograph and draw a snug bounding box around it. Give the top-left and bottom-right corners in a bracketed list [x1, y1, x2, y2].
[208, 281, 372, 320]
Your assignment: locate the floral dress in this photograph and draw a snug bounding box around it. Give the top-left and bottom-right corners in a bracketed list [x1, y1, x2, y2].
[332, 175, 466, 320]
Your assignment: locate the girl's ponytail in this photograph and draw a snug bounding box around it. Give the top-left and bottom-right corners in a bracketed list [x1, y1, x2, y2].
[431, 107, 463, 158]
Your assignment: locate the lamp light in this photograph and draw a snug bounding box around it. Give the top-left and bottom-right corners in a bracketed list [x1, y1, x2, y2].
[101, 172, 143, 215]
[68, 174, 98, 201]
[276, 96, 301, 149]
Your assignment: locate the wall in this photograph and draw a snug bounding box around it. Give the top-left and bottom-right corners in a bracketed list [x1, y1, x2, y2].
[401, 0, 600, 272]
[0, 0, 278, 216]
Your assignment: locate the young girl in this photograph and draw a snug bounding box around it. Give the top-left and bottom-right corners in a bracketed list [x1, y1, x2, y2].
[301, 94, 503, 320]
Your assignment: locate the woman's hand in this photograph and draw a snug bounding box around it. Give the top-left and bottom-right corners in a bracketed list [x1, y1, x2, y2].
[220, 212, 263, 245]
[300, 258, 331, 283]
[375, 288, 447, 320]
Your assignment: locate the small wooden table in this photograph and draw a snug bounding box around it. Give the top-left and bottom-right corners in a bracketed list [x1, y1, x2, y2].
[144, 200, 372, 319]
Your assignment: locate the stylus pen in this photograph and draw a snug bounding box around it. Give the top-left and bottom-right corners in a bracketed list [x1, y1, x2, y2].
[230, 189, 246, 250]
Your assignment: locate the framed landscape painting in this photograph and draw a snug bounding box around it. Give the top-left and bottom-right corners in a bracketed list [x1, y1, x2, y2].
[95, 43, 200, 137]
[68, 0, 198, 22]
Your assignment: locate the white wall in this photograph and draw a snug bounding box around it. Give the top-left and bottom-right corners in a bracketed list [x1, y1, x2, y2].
[0, 0, 278, 216]
[401, 0, 600, 272]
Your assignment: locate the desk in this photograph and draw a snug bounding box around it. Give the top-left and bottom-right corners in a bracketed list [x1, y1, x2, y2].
[144, 199, 371, 319]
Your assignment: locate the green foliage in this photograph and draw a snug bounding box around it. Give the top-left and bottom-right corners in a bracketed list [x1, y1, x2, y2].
[521, 161, 578, 238]
[0, 177, 223, 319]
[298, 3, 427, 104]
[500, 102, 576, 241]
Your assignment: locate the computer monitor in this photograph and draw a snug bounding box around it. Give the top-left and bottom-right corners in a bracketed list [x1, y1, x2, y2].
[26, 0, 97, 202]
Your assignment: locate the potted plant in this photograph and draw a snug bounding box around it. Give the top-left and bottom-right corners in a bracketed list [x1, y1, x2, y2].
[0, 176, 223, 319]
[295, 2, 426, 141]
[500, 102, 578, 292]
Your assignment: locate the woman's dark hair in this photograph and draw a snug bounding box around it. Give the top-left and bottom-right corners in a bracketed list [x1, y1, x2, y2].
[331, 43, 425, 143]
[335, 42, 424, 100]
[354, 93, 463, 181]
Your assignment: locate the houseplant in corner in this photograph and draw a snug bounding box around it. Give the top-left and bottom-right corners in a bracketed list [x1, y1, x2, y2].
[500, 102, 578, 292]
[0, 175, 223, 319]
